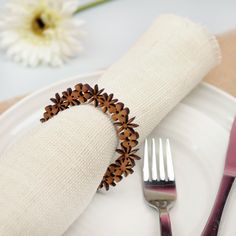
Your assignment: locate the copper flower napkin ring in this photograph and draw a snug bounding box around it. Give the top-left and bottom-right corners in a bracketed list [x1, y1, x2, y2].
[40, 83, 140, 190]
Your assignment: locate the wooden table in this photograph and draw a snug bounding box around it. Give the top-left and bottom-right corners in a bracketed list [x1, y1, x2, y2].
[0, 31, 236, 114]
[204, 31, 236, 97]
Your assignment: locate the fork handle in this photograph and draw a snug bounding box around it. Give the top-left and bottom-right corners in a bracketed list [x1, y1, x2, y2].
[159, 209, 172, 236]
[201, 175, 234, 236]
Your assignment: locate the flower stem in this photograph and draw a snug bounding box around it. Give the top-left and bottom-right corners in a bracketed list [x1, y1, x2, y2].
[74, 0, 112, 15]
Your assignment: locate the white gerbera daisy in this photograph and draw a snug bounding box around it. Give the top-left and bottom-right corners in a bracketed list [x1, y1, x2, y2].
[0, 0, 84, 67]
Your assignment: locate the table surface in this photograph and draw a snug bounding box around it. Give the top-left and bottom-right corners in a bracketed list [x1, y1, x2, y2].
[0, 0, 236, 101]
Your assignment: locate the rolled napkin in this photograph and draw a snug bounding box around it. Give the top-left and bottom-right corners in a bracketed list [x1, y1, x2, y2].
[0, 15, 220, 235]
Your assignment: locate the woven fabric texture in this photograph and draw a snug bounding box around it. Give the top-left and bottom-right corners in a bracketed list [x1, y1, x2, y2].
[0, 15, 220, 235]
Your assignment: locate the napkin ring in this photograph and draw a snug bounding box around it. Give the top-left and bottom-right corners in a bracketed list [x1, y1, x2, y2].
[40, 83, 140, 191]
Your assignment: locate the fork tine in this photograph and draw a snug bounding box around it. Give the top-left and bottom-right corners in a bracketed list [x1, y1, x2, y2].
[159, 138, 166, 181]
[142, 138, 176, 236]
[151, 138, 158, 181]
[166, 139, 175, 181]
[143, 139, 150, 181]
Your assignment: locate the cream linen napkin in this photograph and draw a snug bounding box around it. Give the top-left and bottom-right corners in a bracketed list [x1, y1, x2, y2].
[0, 15, 220, 235]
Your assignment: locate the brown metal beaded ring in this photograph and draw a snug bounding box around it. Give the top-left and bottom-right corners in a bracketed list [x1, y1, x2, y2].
[40, 83, 140, 191]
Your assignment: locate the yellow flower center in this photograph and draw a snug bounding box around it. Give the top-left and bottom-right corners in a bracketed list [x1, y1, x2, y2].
[31, 5, 61, 37]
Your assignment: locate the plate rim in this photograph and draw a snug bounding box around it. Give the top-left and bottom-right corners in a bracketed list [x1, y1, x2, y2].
[0, 70, 106, 120]
[0, 69, 235, 121]
[0, 70, 235, 235]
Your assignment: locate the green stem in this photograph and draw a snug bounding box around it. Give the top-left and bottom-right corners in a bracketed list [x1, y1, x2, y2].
[74, 0, 112, 15]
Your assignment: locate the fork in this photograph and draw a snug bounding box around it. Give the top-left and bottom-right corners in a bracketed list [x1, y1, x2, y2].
[143, 138, 177, 236]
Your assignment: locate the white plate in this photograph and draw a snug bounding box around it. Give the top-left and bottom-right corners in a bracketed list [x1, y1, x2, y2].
[0, 71, 236, 236]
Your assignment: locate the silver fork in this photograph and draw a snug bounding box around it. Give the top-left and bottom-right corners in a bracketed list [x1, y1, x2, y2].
[142, 138, 177, 236]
